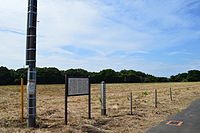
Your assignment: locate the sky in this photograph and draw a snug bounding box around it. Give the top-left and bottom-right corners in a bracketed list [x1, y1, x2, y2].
[0, 0, 200, 77]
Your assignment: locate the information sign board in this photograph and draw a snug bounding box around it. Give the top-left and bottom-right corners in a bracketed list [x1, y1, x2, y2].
[65, 75, 91, 125]
[68, 78, 89, 96]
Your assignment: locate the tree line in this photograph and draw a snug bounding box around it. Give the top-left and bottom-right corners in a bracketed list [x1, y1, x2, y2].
[0, 66, 199, 85]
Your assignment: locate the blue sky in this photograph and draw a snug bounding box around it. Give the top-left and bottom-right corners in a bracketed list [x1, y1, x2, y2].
[0, 0, 200, 77]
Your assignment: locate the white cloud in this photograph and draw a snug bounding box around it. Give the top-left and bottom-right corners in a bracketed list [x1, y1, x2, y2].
[0, 0, 199, 77]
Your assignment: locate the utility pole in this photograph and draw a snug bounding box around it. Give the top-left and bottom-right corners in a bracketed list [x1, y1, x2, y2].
[26, 0, 37, 127]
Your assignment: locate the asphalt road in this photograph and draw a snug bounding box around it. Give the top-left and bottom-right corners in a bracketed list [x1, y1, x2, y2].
[147, 99, 200, 133]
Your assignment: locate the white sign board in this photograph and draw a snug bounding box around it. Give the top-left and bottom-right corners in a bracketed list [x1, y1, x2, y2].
[27, 82, 36, 94]
[68, 78, 89, 96]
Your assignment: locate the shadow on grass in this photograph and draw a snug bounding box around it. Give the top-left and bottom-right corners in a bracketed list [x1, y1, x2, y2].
[36, 117, 63, 129]
[0, 118, 27, 128]
[0, 117, 63, 129]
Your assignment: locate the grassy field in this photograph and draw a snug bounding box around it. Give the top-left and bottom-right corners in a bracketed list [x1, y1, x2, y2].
[0, 82, 200, 133]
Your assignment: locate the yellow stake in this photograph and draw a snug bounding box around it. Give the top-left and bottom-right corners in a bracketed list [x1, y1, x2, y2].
[20, 78, 24, 120]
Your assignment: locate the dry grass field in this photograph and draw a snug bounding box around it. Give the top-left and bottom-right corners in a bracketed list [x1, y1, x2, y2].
[0, 82, 200, 133]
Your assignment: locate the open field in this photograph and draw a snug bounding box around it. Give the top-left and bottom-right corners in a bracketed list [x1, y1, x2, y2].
[0, 82, 200, 133]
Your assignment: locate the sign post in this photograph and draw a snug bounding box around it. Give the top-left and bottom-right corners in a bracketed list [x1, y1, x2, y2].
[65, 75, 91, 125]
[88, 79, 91, 119]
[65, 75, 68, 125]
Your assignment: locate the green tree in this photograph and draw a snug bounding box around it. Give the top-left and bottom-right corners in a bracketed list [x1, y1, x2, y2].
[15, 68, 27, 84]
[65, 69, 89, 77]
[170, 73, 188, 82]
[0, 66, 12, 85]
[99, 69, 119, 83]
[37, 67, 63, 84]
[187, 70, 200, 82]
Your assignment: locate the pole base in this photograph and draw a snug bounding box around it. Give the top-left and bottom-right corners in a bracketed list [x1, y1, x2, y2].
[27, 116, 36, 127]
[101, 109, 106, 116]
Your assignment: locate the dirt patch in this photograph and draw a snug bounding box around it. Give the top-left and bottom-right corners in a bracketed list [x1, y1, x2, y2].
[0, 82, 200, 132]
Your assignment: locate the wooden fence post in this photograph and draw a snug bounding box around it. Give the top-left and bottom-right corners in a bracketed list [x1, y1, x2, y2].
[170, 88, 173, 101]
[155, 89, 157, 108]
[20, 78, 24, 120]
[130, 92, 133, 115]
